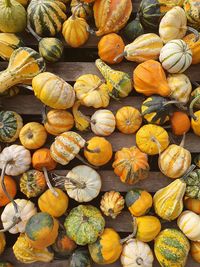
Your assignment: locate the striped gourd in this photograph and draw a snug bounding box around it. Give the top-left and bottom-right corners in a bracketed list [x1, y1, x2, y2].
[184, 0, 200, 30]
[0, 33, 23, 60]
[0, 111, 23, 142]
[71, 0, 92, 20]
[39, 38, 64, 62]
[159, 40, 192, 73]
[27, 0, 67, 37]
[154, 228, 190, 267]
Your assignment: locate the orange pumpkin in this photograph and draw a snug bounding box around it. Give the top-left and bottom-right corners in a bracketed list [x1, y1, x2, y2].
[32, 148, 57, 171]
[170, 111, 191, 136]
[183, 33, 200, 64]
[0, 175, 17, 207]
[184, 197, 200, 215]
[191, 241, 200, 263]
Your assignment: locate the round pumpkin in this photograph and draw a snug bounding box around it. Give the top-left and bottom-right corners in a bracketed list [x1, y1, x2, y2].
[32, 148, 57, 171]
[0, 175, 17, 207]
[39, 37, 64, 62]
[184, 197, 200, 214]
[170, 111, 191, 135]
[184, 33, 200, 64]
[191, 241, 200, 263]
[0, 233, 6, 255]
[69, 249, 91, 267]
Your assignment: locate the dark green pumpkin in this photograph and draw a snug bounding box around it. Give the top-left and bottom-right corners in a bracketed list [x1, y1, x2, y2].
[184, 169, 200, 199]
[39, 38, 64, 62]
[123, 17, 144, 41]
[71, 0, 93, 20]
[70, 249, 91, 267]
[0, 262, 13, 267]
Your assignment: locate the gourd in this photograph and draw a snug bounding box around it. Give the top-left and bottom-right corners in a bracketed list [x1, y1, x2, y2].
[98, 33, 125, 64]
[170, 111, 191, 136]
[159, 39, 192, 73]
[0, 0, 26, 33]
[95, 59, 132, 100]
[136, 124, 169, 155]
[100, 191, 125, 219]
[115, 106, 142, 134]
[39, 38, 64, 62]
[185, 169, 200, 199]
[184, 197, 200, 214]
[0, 33, 23, 60]
[93, 0, 132, 36]
[190, 92, 200, 136]
[27, 0, 67, 37]
[32, 148, 57, 172]
[72, 101, 90, 131]
[178, 210, 200, 241]
[19, 122, 47, 150]
[32, 72, 75, 109]
[44, 109, 74, 136]
[125, 189, 153, 217]
[154, 228, 190, 267]
[123, 17, 144, 42]
[191, 241, 200, 263]
[0, 233, 5, 255]
[64, 205, 105, 245]
[69, 249, 91, 267]
[71, 0, 92, 20]
[90, 109, 116, 136]
[0, 175, 17, 207]
[0, 111, 23, 142]
[20, 170, 46, 198]
[183, 0, 200, 30]
[13, 233, 54, 263]
[84, 137, 113, 166]
[121, 238, 154, 267]
[0, 47, 46, 94]
[74, 74, 110, 108]
[184, 33, 200, 64]
[25, 212, 59, 249]
[133, 60, 171, 97]
[113, 146, 150, 185]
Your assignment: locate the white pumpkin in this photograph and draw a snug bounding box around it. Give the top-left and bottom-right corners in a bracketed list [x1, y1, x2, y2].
[91, 109, 116, 136]
[1, 199, 37, 234]
[178, 210, 200, 241]
[0, 145, 31, 176]
[121, 239, 154, 267]
[159, 7, 187, 43]
[159, 40, 192, 73]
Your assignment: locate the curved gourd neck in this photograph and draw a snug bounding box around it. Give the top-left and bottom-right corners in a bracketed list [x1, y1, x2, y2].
[4, 0, 12, 7]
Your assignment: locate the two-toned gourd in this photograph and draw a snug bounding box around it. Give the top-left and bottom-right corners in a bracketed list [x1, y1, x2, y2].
[183, 0, 200, 31]
[0, 33, 23, 61]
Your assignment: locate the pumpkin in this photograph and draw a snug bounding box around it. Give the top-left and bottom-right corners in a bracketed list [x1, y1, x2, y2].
[154, 228, 190, 267]
[95, 59, 132, 100]
[25, 212, 59, 249]
[184, 197, 200, 214]
[32, 148, 57, 171]
[115, 106, 142, 134]
[84, 137, 113, 166]
[0, 0, 26, 33]
[64, 205, 105, 245]
[121, 238, 154, 267]
[191, 241, 200, 263]
[100, 191, 125, 219]
[185, 169, 200, 199]
[113, 146, 149, 185]
[32, 72, 75, 109]
[167, 73, 192, 104]
[27, 0, 67, 37]
[19, 122, 47, 150]
[170, 111, 191, 135]
[136, 124, 170, 155]
[44, 109, 74, 136]
[123, 17, 144, 42]
[69, 249, 91, 267]
[98, 33, 125, 64]
[0, 233, 6, 255]
[0, 175, 17, 207]
[184, 33, 200, 64]
[159, 39, 192, 73]
[133, 60, 171, 97]
[39, 38, 64, 62]
[71, 0, 92, 20]
[13, 233, 54, 263]
[90, 109, 116, 136]
[72, 100, 90, 131]
[0, 262, 13, 267]
[0, 47, 46, 94]
[183, 0, 200, 30]
[1, 199, 37, 233]
[0, 33, 23, 60]
[93, 0, 132, 36]
[0, 110, 23, 142]
[74, 74, 110, 108]
[125, 189, 153, 217]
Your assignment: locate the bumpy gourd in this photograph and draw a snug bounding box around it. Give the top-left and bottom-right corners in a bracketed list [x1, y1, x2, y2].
[185, 169, 200, 199]
[184, 0, 200, 30]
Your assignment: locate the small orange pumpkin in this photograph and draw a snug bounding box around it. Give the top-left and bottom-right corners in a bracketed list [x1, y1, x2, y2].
[184, 197, 200, 215]
[191, 241, 200, 263]
[0, 175, 17, 207]
[170, 111, 191, 136]
[32, 148, 57, 171]
[183, 33, 200, 64]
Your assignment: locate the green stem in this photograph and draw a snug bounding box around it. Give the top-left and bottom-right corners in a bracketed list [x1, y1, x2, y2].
[26, 25, 42, 42]
[189, 95, 200, 120]
[84, 142, 100, 153]
[182, 164, 196, 181]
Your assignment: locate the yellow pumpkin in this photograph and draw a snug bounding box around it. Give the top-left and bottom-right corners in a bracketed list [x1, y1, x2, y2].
[184, 197, 200, 214]
[184, 33, 200, 64]
[191, 241, 200, 263]
[0, 233, 6, 255]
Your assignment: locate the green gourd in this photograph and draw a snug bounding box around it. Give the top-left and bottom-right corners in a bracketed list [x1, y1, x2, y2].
[185, 169, 200, 199]
[123, 17, 144, 41]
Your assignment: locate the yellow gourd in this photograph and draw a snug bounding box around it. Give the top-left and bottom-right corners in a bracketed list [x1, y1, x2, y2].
[72, 100, 90, 131]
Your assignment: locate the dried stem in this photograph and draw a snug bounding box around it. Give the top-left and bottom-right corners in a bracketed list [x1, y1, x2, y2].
[43, 167, 58, 197]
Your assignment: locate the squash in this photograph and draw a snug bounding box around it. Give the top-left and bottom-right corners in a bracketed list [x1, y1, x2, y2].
[84, 137, 113, 166]
[25, 212, 59, 249]
[133, 60, 171, 97]
[32, 148, 57, 171]
[27, 0, 67, 37]
[64, 205, 105, 245]
[13, 233, 54, 263]
[178, 210, 200, 241]
[32, 72, 75, 109]
[191, 241, 200, 263]
[125, 189, 153, 217]
[93, 0, 132, 36]
[136, 124, 169, 155]
[115, 106, 142, 134]
[154, 228, 190, 267]
[69, 249, 91, 267]
[39, 38, 64, 62]
[170, 111, 191, 136]
[123, 17, 144, 42]
[184, 197, 200, 214]
[185, 169, 200, 199]
[90, 109, 116, 136]
[159, 39, 192, 73]
[72, 100, 90, 131]
[44, 109, 74, 136]
[0, 233, 6, 255]
[121, 238, 154, 267]
[20, 170, 46, 198]
[0, 33, 23, 60]
[74, 74, 110, 108]
[183, 0, 200, 30]
[184, 33, 200, 64]
[100, 191, 125, 219]
[0, 111, 23, 142]
[71, 0, 92, 20]
[98, 33, 125, 64]
[19, 122, 47, 150]
[95, 59, 132, 100]
[0, 0, 26, 33]
[0, 175, 17, 207]
[0, 47, 46, 94]
[113, 146, 149, 185]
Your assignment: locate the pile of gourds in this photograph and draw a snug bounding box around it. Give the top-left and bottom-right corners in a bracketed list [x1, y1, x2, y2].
[0, 0, 200, 266]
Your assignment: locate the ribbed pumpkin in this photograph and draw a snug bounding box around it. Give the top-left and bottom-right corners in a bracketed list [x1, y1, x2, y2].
[154, 228, 190, 267]
[183, 0, 200, 30]
[93, 0, 132, 36]
[170, 111, 191, 136]
[191, 241, 200, 263]
[0, 233, 6, 255]
[39, 38, 64, 62]
[27, 0, 67, 37]
[71, 0, 92, 20]
[184, 33, 200, 64]
[184, 197, 200, 214]
[185, 169, 200, 199]
[0, 175, 17, 207]
[113, 146, 150, 185]
[0, 33, 23, 60]
[32, 72, 75, 109]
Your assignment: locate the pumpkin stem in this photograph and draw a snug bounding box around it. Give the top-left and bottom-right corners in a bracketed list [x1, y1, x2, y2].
[71, 3, 82, 20]
[53, 175, 86, 189]
[187, 26, 200, 42]
[181, 164, 196, 181]
[84, 142, 100, 153]
[179, 133, 186, 147]
[189, 95, 200, 120]
[113, 52, 126, 63]
[136, 257, 143, 265]
[42, 167, 59, 197]
[4, 0, 11, 7]
[151, 136, 161, 155]
[163, 100, 181, 107]
[120, 232, 136, 244]
[26, 24, 42, 42]
[75, 154, 99, 169]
